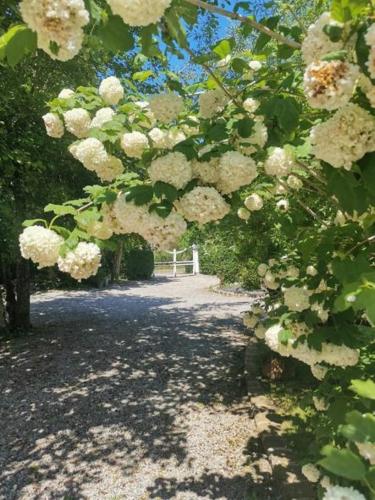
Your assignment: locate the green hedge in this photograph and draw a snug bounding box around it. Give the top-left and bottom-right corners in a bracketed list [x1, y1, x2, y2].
[124, 248, 154, 280]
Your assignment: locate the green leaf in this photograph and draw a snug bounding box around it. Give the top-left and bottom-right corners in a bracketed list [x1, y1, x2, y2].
[319, 446, 367, 480]
[236, 117, 254, 138]
[85, 0, 103, 23]
[22, 219, 47, 228]
[278, 328, 293, 346]
[124, 185, 154, 206]
[321, 50, 348, 61]
[149, 200, 173, 218]
[212, 38, 235, 59]
[153, 182, 178, 202]
[164, 9, 187, 49]
[358, 152, 375, 198]
[132, 70, 154, 82]
[350, 379, 375, 400]
[323, 24, 344, 42]
[0, 25, 37, 66]
[44, 204, 77, 216]
[331, 0, 370, 21]
[274, 97, 300, 134]
[97, 15, 134, 53]
[340, 411, 375, 442]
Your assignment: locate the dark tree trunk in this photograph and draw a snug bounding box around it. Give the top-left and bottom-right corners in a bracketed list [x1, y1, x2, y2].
[2, 258, 31, 332]
[112, 240, 123, 283]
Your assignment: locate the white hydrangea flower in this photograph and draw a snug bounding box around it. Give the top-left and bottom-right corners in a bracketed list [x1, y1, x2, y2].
[334, 210, 347, 226]
[245, 194, 263, 211]
[264, 147, 294, 177]
[304, 60, 359, 110]
[121, 131, 149, 158]
[63, 108, 91, 138]
[217, 151, 258, 194]
[199, 89, 229, 119]
[149, 128, 168, 149]
[42, 113, 64, 138]
[69, 138, 108, 170]
[287, 175, 303, 190]
[306, 265, 318, 277]
[235, 119, 268, 155]
[322, 485, 366, 500]
[237, 208, 251, 220]
[356, 442, 375, 465]
[365, 24, 375, 79]
[90, 107, 115, 128]
[249, 60, 262, 71]
[301, 12, 344, 64]
[58, 88, 75, 99]
[243, 312, 258, 329]
[243, 98, 260, 113]
[106, 0, 171, 27]
[359, 74, 375, 107]
[181, 116, 200, 137]
[216, 55, 231, 69]
[149, 93, 184, 124]
[311, 302, 329, 322]
[313, 396, 328, 411]
[284, 286, 311, 312]
[276, 199, 290, 211]
[144, 211, 187, 251]
[310, 103, 375, 170]
[320, 476, 332, 490]
[96, 155, 124, 182]
[192, 158, 220, 185]
[20, 0, 89, 60]
[311, 364, 328, 380]
[264, 271, 279, 290]
[19, 226, 63, 269]
[149, 152, 192, 190]
[99, 76, 124, 105]
[254, 324, 266, 339]
[85, 221, 113, 240]
[286, 266, 299, 278]
[58, 242, 101, 281]
[301, 463, 320, 483]
[113, 196, 152, 235]
[175, 187, 230, 224]
[257, 263, 268, 277]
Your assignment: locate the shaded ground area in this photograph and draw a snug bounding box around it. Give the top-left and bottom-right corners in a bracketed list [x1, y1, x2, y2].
[0, 275, 260, 499]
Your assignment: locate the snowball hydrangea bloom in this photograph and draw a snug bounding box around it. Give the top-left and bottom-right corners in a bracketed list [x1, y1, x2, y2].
[58, 242, 101, 281]
[113, 196, 152, 235]
[264, 147, 293, 177]
[90, 107, 115, 128]
[99, 76, 124, 105]
[304, 60, 359, 110]
[96, 155, 124, 182]
[149, 128, 168, 149]
[254, 324, 266, 339]
[276, 199, 289, 211]
[121, 131, 149, 158]
[69, 138, 108, 170]
[287, 175, 303, 190]
[217, 151, 258, 194]
[149, 93, 184, 124]
[301, 12, 344, 64]
[243, 312, 258, 329]
[310, 103, 375, 170]
[20, 0, 89, 60]
[311, 364, 328, 380]
[322, 485, 366, 500]
[58, 88, 75, 99]
[143, 211, 187, 251]
[243, 98, 260, 113]
[85, 221, 113, 240]
[199, 89, 229, 119]
[192, 158, 220, 185]
[257, 263, 268, 277]
[313, 396, 328, 411]
[237, 208, 250, 220]
[148, 152, 192, 190]
[63, 108, 91, 138]
[283, 286, 311, 312]
[245, 194, 263, 211]
[301, 463, 320, 483]
[42, 113, 64, 138]
[175, 187, 230, 224]
[106, 0, 171, 27]
[356, 442, 375, 465]
[19, 226, 63, 269]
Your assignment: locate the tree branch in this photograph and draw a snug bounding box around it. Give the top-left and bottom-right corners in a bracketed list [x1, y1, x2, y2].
[184, 0, 301, 49]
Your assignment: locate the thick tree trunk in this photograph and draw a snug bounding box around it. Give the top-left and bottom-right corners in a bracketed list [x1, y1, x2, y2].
[2, 259, 31, 332]
[112, 241, 124, 283]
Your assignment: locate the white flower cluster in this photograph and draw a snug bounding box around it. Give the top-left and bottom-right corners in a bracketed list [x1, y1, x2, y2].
[175, 187, 230, 224]
[264, 147, 294, 177]
[20, 0, 89, 60]
[19, 226, 63, 269]
[121, 131, 149, 158]
[149, 93, 184, 124]
[265, 323, 360, 368]
[310, 103, 375, 169]
[63, 108, 91, 138]
[287, 175, 303, 190]
[149, 128, 186, 150]
[58, 88, 75, 99]
[236, 119, 268, 155]
[301, 12, 343, 64]
[106, 0, 171, 27]
[245, 193, 263, 211]
[243, 98, 260, 113]
[57, 242, 101, 281]
[356, 442, 375, 465]
[90, 108, 115, 129]
[323, 485, 366, 500]
[199, 89, 229, 119]
[301, 463, 320, 483]
[85, 220, 113, 240]
[365, 24, 375, 79]
[313, 396, 328, 411]
[283, 286, 311, 312]
[310, 364, 328, 380]
[192, 158, 220, 185]
[69, 138, 123, 181]
[99, 77, 124, 106]
[113, 196, 186, 250]
[42, 113, 64, 138]
[304, 60, 359, 110]
[148, 152, 192, 190]
[216, 151, 258, 194]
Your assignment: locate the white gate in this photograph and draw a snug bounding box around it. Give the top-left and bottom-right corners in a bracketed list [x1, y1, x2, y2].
[154, 244, 200, 277]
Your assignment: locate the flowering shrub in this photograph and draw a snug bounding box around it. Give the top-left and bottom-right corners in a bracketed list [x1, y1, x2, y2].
[2, 0, 374, 494]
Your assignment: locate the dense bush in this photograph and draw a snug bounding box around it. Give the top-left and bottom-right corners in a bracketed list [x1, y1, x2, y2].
[123, 247, 155, 280]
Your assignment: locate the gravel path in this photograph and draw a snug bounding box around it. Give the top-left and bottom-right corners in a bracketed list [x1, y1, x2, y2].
[0, 275, 256, 500]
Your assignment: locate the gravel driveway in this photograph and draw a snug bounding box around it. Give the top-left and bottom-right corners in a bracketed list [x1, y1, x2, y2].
[0, 275, 256, 499]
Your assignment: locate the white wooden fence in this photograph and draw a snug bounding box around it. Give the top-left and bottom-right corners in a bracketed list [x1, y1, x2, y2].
[154, 244, 200, 277]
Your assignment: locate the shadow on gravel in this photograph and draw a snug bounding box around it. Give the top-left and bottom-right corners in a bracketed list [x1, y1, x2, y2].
[0, 288, 249, 499]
